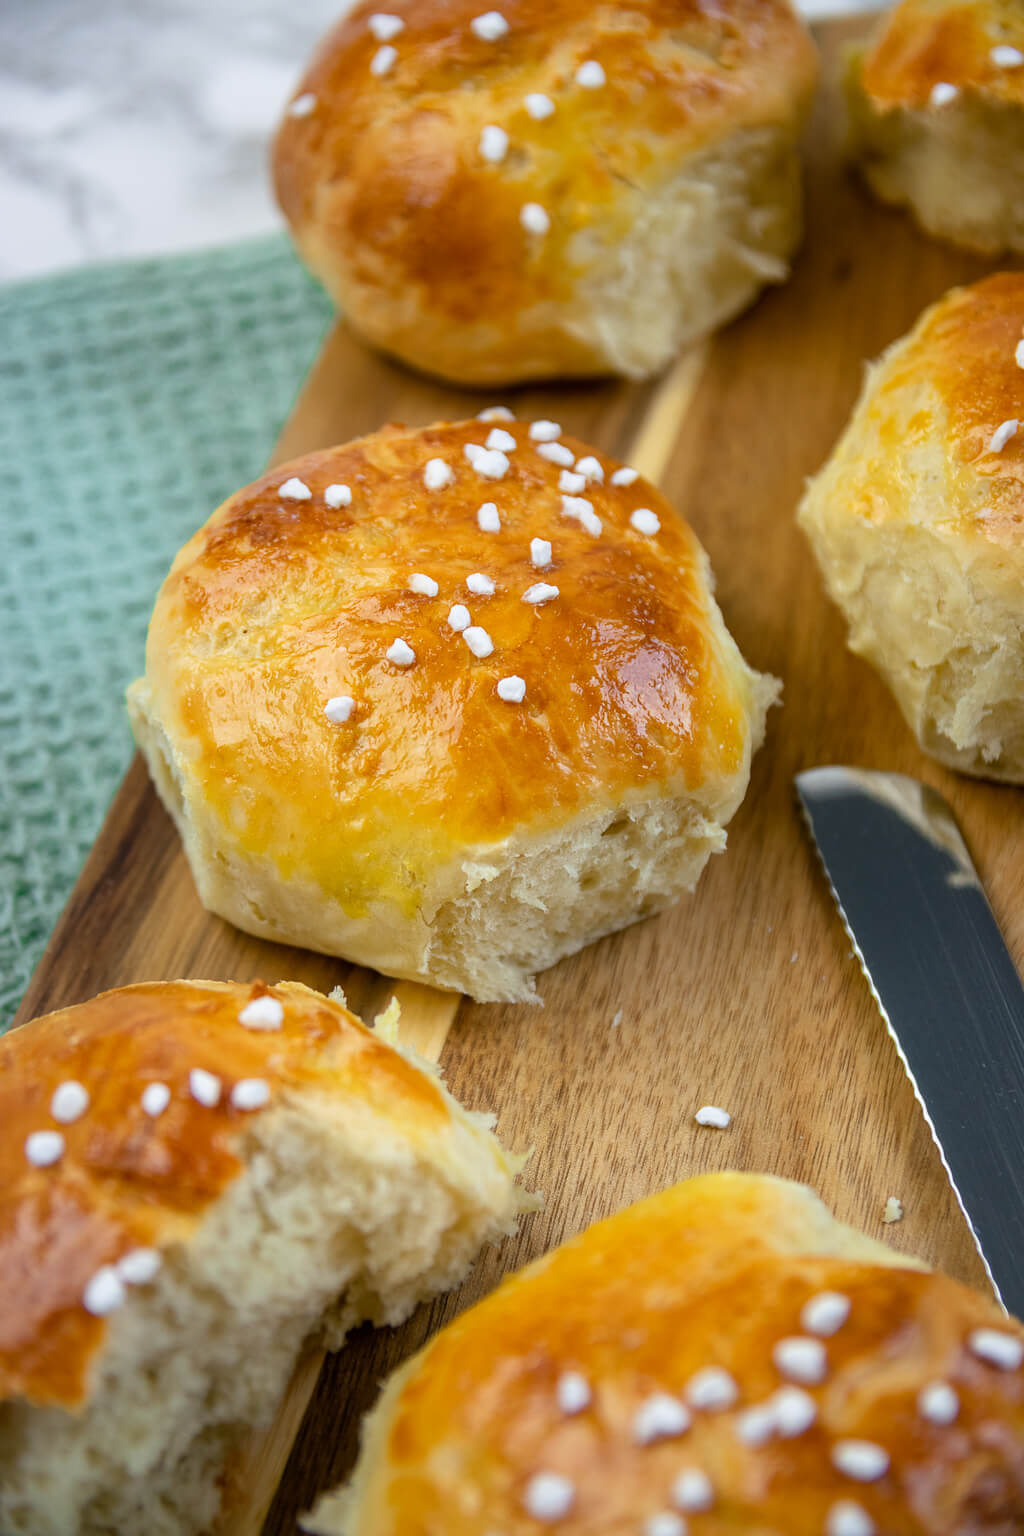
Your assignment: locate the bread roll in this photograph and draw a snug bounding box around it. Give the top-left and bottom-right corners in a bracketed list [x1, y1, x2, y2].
[0, 980, 531, 1536]
[847, 0, 1024, 253]
[271, 0, 819, 384]
[798, 273, 1024, 782]
[306, 1171, 1024, 1535]
[128, 418, 778, 1002]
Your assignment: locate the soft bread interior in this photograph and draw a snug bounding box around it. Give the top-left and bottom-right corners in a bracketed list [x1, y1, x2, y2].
[0, 1080, 529, 1536]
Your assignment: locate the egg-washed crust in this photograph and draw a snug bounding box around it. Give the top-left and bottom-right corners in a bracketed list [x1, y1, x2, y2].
[271, 0, 818, 370]
[858, 0, 1024, 108]
[332, 1173, 1024, 1535]
[825, 273, 1024, 552]
[0, 980, 450, 1411]
[138, 420, 761, 922]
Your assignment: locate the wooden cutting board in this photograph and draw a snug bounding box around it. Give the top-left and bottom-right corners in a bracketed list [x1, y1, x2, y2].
[13, 18, 1024, 1534]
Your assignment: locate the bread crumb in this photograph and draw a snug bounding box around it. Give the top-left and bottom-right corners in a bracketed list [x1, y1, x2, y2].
[695, 1105, 730, 1129]
[611, 1010, 622, 1028]
[882, 1196, 903, 1224]
[373, 996, 402, 1040]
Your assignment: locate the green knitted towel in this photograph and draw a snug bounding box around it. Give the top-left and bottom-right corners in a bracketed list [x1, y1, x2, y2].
[0, 236, 332, 1030]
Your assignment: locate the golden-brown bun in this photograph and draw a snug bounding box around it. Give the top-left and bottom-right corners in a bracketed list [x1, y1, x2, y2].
[128, 418, 777, 1002]
[0, 980, 531, 1536]
[847, 0, 1024, 253]
[306, 1171, 1024, 1536]
[798, 273, 1024, 782]
[271, 0, 819, 384]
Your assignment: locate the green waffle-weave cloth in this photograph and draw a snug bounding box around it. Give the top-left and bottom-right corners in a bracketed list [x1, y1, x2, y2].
[0, 236, 333, 1030]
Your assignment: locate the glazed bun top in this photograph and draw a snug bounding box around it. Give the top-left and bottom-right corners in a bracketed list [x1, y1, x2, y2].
[318, 1172, 1024, 1535]
[0, 980, 467, 1412]
[858, 0, 1024, 107]
[137, 418, 765, 919]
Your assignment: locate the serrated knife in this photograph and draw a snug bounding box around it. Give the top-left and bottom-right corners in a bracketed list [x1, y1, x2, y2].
[795, 766, 1024, 1315]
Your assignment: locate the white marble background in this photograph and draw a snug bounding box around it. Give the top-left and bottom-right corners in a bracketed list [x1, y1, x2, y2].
[1, 0, 887, 284]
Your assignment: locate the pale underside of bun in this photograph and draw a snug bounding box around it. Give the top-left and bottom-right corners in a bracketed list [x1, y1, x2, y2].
[847, 52, 1024, 255]
[308, 123, 803, 386]
[0, 1091, 526, 1536]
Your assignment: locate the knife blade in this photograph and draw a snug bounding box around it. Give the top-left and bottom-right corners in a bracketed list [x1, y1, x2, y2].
[795, 765, 1024, 1315]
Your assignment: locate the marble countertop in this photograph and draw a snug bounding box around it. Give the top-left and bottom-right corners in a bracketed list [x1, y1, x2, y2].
[2, 0, 886, 285]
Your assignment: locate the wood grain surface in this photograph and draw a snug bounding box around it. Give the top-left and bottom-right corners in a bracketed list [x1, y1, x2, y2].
[13, 18, 1024, 1534]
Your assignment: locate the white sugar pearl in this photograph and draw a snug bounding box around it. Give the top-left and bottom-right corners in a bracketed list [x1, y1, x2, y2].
[368, 12, 404, 41]
[556, 1370, 590, 1413]
[289, 93, 317, 118]
[562, 495, 601, 537]
[559, 469, 586, 494]
[239, 996, 284, 1030]
[408, 572, 439, 597]
[575, 455, 604, 482]
[477, 405, 515, 421]
[771, 1386, 817, 1437]
[141, 1082, 172, 1116]
[579, 507, 602, 536]
[537, 441, 575, 466]
[988, 418, 1018, 452]
[831, 1439, 890, 1482]
[735, 1403, 776, 1446]
[477, 501, 501, 531]
[633, 1393, 691, 1445]
[929, 81, 959, 107]
[644, 1516, 685, 1536]
[51, 1081, 89, 1124]
[370, 43, 397, 74]
[969, 1328, 1024, 1370]
[521, 202, 550, 235]
[231, 1078, 271, 1111]
[480, 124, 509, 163]
[523, 582, 559, 604]
[386, 638, 416, 666]
[631, 508, 661, 535]
[801, 1291, 851, 1337]
[325, 695, 355, 724]
[448, 604, 471, 631]
[826, 1502, 875, 1536]
[278, 476, 311, 499]
[117, 1247, 162, 1285]
[471, 11, 509, 41]
[325, 483, 352, 507]
[992, 44, 1024, 67]
[611, 465, 639, 485]
[685, 1366, 737, 1411]
[530, 538, 552, 567]
[523, 1472, 574, 1520]
[525, 91, 555, 119]
[575, 59, 606, 88]
[1016, 339, 1024, 370]
[467, 572, 495, 595]
[497, 675, 527, 703]
[424, 457, 454, 490]
[918, 1381, 959, 1425]
[773, 1336, 827, 1385]
[672, 1469, 714, 1512]
[83, 1265, 126, 1316]
[473, 448, 510, 479]
[189, 1068, 221, 1108]
[462, 625, 494, 658]
[694, 1104, 730, 1128]
[529, 420, 562, 441]
[485, 427, 516, 452]
[25, 1130, 64, 1167]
